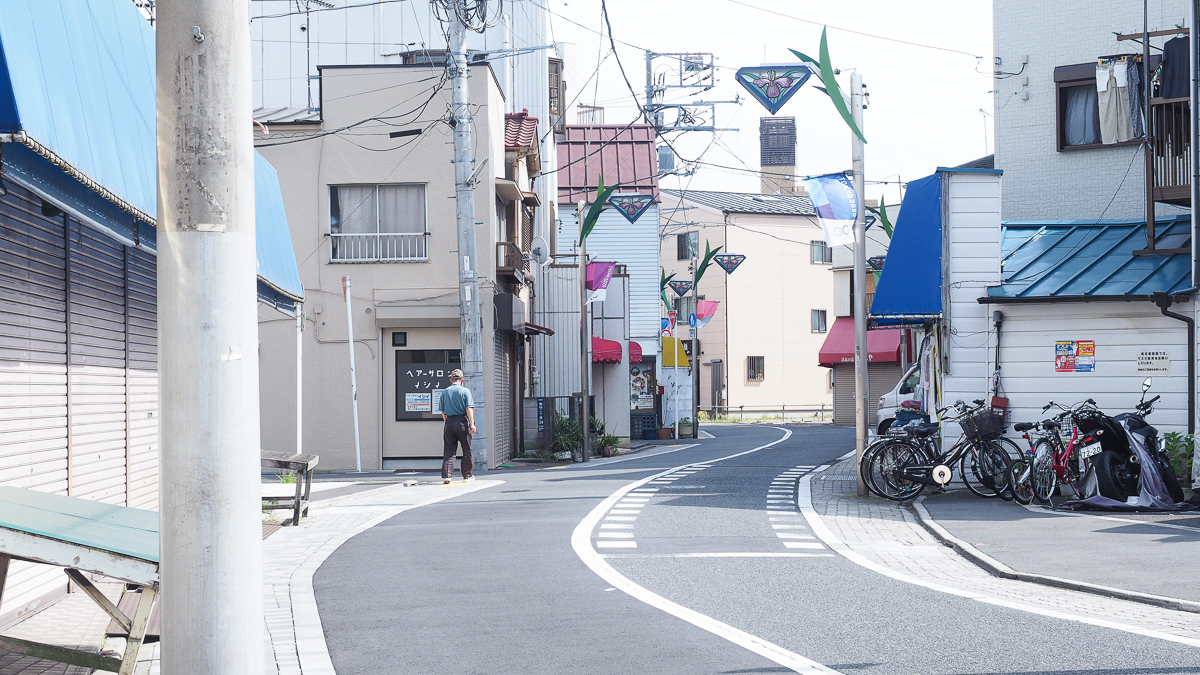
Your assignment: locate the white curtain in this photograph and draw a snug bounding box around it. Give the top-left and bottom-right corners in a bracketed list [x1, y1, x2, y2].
[333, 185, 377, 234]
[378, 184, 426, 233]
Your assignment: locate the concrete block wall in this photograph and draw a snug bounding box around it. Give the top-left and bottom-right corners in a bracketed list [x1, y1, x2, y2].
[993, 0, 1190, 221]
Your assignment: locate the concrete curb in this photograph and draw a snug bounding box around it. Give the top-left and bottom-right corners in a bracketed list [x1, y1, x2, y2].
[911, 496, 1200, 615]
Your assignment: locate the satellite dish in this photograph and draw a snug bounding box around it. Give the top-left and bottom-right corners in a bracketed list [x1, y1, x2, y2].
[530, 236, 549, 265]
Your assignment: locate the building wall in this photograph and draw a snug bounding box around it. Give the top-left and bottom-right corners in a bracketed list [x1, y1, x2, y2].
[992, 0, 1189, 220]
[256, 65, 505, 469]
[591, 275, 632, 439]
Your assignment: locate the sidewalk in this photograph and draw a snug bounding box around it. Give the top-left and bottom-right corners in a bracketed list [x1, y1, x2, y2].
[802, 457, 1200, 645]
[919, 488, 1200, 604]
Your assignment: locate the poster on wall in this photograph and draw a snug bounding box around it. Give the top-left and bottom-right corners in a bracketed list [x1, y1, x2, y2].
[396, 360, 457, 420]
[630, 364, 656, 411]
[1055, 340, 1095, 373]
[1137, 350, 1170, 374]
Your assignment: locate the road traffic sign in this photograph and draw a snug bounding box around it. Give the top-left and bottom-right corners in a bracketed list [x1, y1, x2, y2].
[688, 313, 697, 327]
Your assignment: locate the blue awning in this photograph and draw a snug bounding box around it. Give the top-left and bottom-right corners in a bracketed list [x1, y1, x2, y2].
[0, 0, 303, 309]
[869, 172, 943, 324]
[985, 216, 1193, 302]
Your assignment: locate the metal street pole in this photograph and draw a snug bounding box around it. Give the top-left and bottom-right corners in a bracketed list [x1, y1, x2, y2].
[450, 3, 489, 469]
[691, 248, 700, 438]
[851, 71, 869, 497]
[297, 304, 303, 456]
[578, 201, 592, 461]
[157, 1, 263, 672]
[342, 277, 362, 472]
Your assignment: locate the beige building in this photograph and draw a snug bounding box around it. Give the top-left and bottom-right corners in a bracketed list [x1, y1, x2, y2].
[659, 190, 835, 417]
[255, 63, 536, 470]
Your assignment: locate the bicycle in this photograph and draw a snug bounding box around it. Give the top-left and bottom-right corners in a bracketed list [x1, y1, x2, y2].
[861, 399, 1014, 502]
[1011, 399, 1105, 504]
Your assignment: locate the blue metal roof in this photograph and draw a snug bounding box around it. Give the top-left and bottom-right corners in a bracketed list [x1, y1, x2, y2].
[986, 216, 1193, 302]
[0, 0, 302, 304]
[870, 172, 943, 323]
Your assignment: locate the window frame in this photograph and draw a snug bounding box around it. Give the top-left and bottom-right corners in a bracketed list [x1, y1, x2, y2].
[810, 239, 832, 264]
[329, 182, 430, 236]
[811, 309, 828, 333]
[1054, 62, 1146, 152]
[676, 231, 698, 260]
[747, 355, 765, 382]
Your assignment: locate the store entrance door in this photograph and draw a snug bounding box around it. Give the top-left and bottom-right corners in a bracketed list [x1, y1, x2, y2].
[381, 328, 461, 460]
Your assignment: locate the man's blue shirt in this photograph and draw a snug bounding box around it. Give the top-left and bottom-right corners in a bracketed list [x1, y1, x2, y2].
[440, 384, 474, 417]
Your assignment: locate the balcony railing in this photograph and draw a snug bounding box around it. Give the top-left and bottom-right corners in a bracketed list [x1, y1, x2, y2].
[496, 241, 526, 278]
[1149, 97, 1192, 207]
[329, 232, 427, 262]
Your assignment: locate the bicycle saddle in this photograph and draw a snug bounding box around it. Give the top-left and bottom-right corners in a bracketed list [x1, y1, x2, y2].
[1041, 419, 1060, 430]
[1013, 422, 1034, 432]
[906, 423, 941, 437]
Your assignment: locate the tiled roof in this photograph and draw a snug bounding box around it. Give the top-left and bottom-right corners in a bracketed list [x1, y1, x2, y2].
[955, 154, 995, 169]
[986, 216, 1192, 302]
[557, 125, 659, 204]
[253, 107, 322, 125]
[504, 111, 539, 148]
[662, 189, 815, 216]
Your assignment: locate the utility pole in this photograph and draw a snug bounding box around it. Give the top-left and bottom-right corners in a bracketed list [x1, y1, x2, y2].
[449, 1, 489, 470]
[578, 201, 592, 461]
[851, 71, 869, 497]
[691, 247, 700, 438]
[157, 1, 262, 673]
[343, 277, 363, 472]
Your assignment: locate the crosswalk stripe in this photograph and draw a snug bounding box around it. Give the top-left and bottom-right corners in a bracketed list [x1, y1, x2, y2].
[596, 541, 637, 548]
[783, 541, 825, 549]
[598, 532, 635, 538]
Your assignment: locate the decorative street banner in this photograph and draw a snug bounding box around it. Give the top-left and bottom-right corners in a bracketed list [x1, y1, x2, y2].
[668, 280, 693, 297]
[801, 173, 858, 247]
[608, 194, 654, 223]
[1055, 340, 1095, 373]
[695, 300, 719, 329]
[713, 253, 746, 275]
[586, 261, 616, 305]
[735, 65, 812, 114]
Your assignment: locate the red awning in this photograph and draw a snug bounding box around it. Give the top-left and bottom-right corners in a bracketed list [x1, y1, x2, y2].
[592, 337, 623, 363]
[629, 340, 643, 362]
[818, 317, 902, 367]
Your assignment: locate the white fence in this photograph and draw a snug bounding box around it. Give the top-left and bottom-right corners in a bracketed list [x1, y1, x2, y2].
[329, 232, 427, 262]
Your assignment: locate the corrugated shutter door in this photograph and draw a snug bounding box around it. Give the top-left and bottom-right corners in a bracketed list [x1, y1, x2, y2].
[67, 223, 128, 504]
[125, 248, 158, 510]
[0, 185, 69, 625]
[869, 363, 904, 424]
[492, 332, 513, 466]
[831, 364, 853, 425]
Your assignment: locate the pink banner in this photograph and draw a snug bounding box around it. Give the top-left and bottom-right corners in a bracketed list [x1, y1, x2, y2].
[586, 262, 616, 291]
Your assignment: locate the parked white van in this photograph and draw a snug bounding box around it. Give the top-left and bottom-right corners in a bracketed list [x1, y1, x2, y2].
[877, 364, 921, 433]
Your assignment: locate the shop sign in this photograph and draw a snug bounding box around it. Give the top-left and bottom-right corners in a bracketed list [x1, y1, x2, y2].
[630, 365, 656, 411]
[1055, 340, 1095, 373]
[396, 364, 456, 420]
[1137, 350, 1170, 374]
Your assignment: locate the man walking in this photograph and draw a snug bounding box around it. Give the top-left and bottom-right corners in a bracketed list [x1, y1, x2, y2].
[440, 369, 476, 484]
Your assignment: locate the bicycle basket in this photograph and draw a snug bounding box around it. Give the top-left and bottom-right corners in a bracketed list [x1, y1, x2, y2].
[961, 408, 1006, 439]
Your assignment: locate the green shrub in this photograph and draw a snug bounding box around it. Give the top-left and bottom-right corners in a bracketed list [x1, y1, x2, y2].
[553, 413, 584, 461]
[1163, 432, 1194, 487]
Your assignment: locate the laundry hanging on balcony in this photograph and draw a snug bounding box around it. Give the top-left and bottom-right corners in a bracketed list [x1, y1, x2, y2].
[1096, 56, 1136, 144]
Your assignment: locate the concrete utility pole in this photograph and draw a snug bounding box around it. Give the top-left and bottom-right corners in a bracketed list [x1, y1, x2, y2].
[578, 201, 592, 462]
[343, 277, 363, 472]
[449, 1, 489, 469]
[157, 1, 263, 673]
[691, 247, 700, 438]
[851, 71, 870, 497]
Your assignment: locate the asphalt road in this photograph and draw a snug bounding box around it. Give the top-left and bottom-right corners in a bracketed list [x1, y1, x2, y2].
[313, 425, 1200, 674]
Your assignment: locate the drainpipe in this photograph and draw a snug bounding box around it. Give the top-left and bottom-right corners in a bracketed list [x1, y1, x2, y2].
[1153, 293, 1195, 434]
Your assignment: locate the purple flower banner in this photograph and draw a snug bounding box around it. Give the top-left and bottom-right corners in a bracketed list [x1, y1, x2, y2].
[713, 254, 746, 275]
[734, 65, 813, 115]
[608, 194, 654, 223]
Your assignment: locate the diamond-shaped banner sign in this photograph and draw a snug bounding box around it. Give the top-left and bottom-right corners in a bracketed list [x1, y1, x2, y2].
[714, 254, 746, 275]
[668, 280, 693, 297]
[608, 194, 654, 224]
[735, 65, 812, 115]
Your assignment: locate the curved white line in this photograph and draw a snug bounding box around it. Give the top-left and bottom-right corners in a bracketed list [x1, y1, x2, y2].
[571, 428, 842, 674]
[796, 473, 1200, 648]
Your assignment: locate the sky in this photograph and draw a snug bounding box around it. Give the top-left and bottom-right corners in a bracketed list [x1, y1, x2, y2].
[542, 0, 995, 207]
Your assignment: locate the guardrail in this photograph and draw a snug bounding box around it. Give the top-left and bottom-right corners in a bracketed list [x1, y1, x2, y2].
[330, 232, 427, 262]
[701, 404, 831, 423]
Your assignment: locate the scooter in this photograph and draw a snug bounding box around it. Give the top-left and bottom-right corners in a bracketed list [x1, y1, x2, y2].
[1082, 377, 1186, 503]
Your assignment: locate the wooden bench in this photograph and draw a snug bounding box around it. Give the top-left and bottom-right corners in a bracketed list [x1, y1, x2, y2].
[0, 486, 159, 674]
[260, 450, 320, 524]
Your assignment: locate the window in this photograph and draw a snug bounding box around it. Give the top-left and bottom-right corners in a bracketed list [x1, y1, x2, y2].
[549, 57, 565, 133]
[747, 356, 765, 382]
[330, 184, 428, 262]
[898, 365, 920, 395]
[1054, 60, 1151, 151]
[674, 295, 700, 324]
[810, 239, 832, 264]
[392, 332, 408, 347]
[811, 309, 827, 333]
[676, 231, 698, 260]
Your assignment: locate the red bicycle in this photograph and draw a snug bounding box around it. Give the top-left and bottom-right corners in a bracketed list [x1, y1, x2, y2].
[1012, 400, 1105, 504]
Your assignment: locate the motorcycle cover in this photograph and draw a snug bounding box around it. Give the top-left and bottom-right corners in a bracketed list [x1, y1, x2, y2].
[1061, 424, 1192, 511]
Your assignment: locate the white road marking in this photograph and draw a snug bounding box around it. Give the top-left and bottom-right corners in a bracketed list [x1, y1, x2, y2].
[783, 542, 826, 549]
[598, 532, 635, 538]
[632, 488, 659, 492]
[605, 516, 637, 521]
[602, 552, 836, 559]
[596, 541, 638, 549]
[573, 428, 842, 674]
[609, 510, 641, 515]
[796, 472, 1200, 649]
[601, 524, 634, 529]
[772, 524, 804, 529]
[777, 534, 818, 540]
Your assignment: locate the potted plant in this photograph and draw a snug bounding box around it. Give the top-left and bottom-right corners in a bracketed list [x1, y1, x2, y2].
[597, 432, 620, 457]
[678, 416, 694, 437]
[656, 427, 674, 440]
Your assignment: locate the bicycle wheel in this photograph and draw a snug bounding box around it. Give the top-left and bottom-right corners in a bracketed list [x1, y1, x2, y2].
[984, 440, 1015, 500]
[1010, 458, 1034, 505]
[863, 440, 926, 501]
[1031, 439, 1058, 504]
[960, 442, 1000, 498]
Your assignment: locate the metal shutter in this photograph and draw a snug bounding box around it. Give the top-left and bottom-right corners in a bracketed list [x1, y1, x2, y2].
[831, 364, 853, 425]
[125, 247, 158, 510]
[0, 186, 70, 625]
[868, 363, 904, 423]
[492, 331, 513, 466]
[66, 222, 128, 504]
